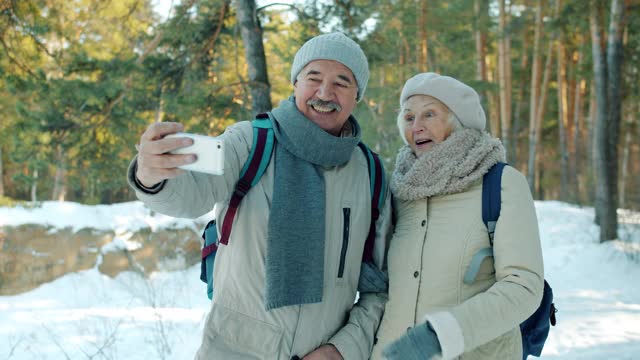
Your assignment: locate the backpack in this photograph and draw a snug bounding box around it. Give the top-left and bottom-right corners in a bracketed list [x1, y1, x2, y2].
[464, 162, 557, 359]
[199, 113, 386, 300]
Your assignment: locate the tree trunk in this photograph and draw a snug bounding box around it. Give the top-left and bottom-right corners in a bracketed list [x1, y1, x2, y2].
[590, 0, 615, 241]
[233, 22, 252, 120]
[569, 49, 584, 204]
[400, 32, 409, 82]
[527, 0, 544, 191]
[474, 0, 487, 83]
[592, 4, 607, 225]
[31, 168, 38, 203]
[487, 63, 501, 137]
[498, 0, 512, 162]
[619, 24, 633, 210]
[474, 0, 489, 119]
[566, 52, 577, 144]
[529, 0, 559, 194]
[557, 38, 569, 202]
[418, 0, 428, 72]
[586, 81, 597, 204]
[474, 0, 499, 136]
[51, 145, 66, 201]
[572, 75, 586, 205]
[602, 0, 625, 240]
[236, 0, 272, 114]
[378, 65, 386, 115]
[536, 39, 554, 158]
[619, 111, 632, 209]
[0, 147, 4, 198]
[155, 85, 165, 123]
[513, 21, 530, 168]
[530, 0, 558, 197]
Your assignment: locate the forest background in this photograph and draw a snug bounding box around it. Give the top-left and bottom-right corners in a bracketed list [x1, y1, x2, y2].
[0, 0, 638, 243]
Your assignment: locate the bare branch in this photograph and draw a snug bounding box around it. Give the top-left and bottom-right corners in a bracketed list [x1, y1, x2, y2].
[88, 28, 164, 124]
[136, 30, 164, 66]
[212, 80, 270, 93]
[0, 36, 37, 77]
[91, 0, 200, 125]
[190, 0, 229, 66]
[256, 2, 305, 17]
[42, 325, 72, 360]
[6, 335, 24, 358]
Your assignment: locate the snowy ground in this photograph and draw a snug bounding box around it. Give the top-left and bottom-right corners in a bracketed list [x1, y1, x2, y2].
[1, 200, 640, 359]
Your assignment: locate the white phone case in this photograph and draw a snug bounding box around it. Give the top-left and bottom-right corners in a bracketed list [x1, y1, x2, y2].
[165, 132, 225, 175]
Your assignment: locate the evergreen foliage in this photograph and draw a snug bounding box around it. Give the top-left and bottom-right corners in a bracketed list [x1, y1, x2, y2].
[0, 0, 638, 215]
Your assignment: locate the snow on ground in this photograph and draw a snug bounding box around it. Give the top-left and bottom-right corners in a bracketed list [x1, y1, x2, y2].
[1, 200, 640, 359]
[0, 201, 215, 233]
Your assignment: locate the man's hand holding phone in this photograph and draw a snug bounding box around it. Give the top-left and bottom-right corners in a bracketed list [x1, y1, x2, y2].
[135, 122, 224, 188]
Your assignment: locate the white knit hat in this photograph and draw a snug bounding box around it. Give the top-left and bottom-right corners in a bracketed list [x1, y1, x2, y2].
[291, 32, 369, 101]
[399, 72, 486, 130]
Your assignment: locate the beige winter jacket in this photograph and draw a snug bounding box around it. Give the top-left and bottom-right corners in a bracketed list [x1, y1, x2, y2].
[371, 166, 543, 360]
[127, 121, 392, 360]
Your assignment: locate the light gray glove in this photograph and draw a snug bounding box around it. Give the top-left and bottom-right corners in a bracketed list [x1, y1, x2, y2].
[357, 262, 388, 293]
[382, 322, 441, 360]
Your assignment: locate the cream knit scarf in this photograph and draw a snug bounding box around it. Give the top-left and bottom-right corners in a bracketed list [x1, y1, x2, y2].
[391, 128, 506, 201]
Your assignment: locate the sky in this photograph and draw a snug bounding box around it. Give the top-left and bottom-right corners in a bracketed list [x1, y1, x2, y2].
[150, 0, 377, 35]
[1, 200, 640, 359]
[151, 0, 173, 21]
[151, 0, 298, 21]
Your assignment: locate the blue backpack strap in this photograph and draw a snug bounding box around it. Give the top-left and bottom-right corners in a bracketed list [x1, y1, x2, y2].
[219, 114, 274, 245]
[200, 219, 218, 300]
[357, 142, 386, 263]
[240, 116, 274, 184]
[463, 162, 506, 284]
[482, 162, 507, 246]
[199, 113, 274, 299]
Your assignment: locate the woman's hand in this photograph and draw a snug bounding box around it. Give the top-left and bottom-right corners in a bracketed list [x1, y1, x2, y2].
[382, 322, 441, 360]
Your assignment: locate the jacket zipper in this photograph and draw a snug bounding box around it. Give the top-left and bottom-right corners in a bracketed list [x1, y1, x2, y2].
[414, 200, 429, 324]
[338, 208, 351, 278]
[289, 305, 303, 357]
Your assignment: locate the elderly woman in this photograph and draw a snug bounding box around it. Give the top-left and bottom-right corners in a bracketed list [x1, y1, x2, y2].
[371, 73, 544, 360]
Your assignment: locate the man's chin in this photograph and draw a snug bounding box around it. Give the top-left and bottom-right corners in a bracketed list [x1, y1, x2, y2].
[309, 118, 343, 135]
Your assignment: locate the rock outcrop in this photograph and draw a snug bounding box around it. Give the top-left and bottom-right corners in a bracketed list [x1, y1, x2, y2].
[0, 225, 202, 295]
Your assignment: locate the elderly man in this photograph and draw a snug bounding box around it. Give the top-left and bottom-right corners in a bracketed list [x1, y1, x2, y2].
[127, 32, 392, 360]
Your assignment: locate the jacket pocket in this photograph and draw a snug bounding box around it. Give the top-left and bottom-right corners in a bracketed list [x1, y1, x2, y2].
[206, 303, 283, 358]
[338, 207, 351, 278]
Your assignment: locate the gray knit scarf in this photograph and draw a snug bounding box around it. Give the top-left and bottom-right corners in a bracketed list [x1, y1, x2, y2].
[391, 128, 506, 201]
[265, 96, 361, 310]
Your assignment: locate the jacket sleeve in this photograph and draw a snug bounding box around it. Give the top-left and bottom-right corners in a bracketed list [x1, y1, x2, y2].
[329, 185, 393, 360]
[126, 121, 253, 219]
[426, 166, 545, 359]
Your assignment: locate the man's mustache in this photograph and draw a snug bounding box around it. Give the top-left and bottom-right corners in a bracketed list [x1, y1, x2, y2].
[306, 99, 342, 112]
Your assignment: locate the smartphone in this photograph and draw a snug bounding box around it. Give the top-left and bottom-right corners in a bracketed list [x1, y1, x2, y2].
[165, 132, 224, 175]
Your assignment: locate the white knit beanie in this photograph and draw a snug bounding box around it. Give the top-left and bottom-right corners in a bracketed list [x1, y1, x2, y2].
[399, 72, 486, 130]
[291, 32, 369, 101]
